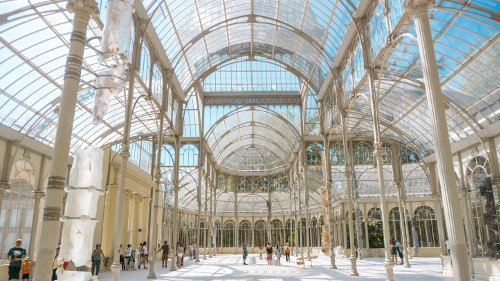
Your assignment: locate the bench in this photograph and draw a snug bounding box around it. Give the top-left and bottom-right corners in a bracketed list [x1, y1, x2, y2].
[296, 255, 318, 268]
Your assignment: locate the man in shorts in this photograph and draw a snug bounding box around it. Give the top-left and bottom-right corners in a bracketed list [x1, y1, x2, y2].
[7, 238, 26, 281]
[242, 241, 248, 265]
[157, 241, 169, 268]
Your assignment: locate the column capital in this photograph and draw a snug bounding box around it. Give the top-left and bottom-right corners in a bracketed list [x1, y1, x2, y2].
[66, 0, 98, 15]
[133, 193, 142, 201]
[124, 189, 132, 198]
[404, 0, 434, 15]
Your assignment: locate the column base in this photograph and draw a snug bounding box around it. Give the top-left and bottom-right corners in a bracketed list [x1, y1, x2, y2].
[147, 274, 157, 279]
[384, 259, 395, 281]
[349, 256, 359, 276]
[329, 252, 337, 269]
[403, 250, 411, 268]
[169, 256, 177, 272]
[111, 263, 121, 281]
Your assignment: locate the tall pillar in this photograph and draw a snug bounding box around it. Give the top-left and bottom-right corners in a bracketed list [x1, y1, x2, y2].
[340, 115, 358, 276]
[323, 135, 337, 269]
[234, 187, 239, 254]
[148, 117, 163, 279]
[213, 172, 217, 256]
[294, 181, 299, 257]
[297, 174, 303, 255]
[203, 166, 208, 260]
[405, 1, 471, 279]
[304, 170, 311, 257]
[121, 190, 131, 246]
[169, 137, 180, 272]
[195, 149, 203, 262]
[33, 1, 98, 280]
[131, 193, 141, 246]
[288, 179, 294, 256]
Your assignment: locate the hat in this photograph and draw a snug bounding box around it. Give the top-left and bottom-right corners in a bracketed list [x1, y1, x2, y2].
[24, 257, 30, 260]
[96, 243, 101, 247]
[16, 239, 22, 243]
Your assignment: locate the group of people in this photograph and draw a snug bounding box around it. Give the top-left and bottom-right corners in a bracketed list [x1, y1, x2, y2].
[242, 241, 291, 266]
[174, 241, 198, 268]
[117, 241, 149, 270]
[390, 240, 405, 265]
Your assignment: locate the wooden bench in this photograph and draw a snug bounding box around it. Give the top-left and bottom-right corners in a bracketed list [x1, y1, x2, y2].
[296, 255, 318, 268]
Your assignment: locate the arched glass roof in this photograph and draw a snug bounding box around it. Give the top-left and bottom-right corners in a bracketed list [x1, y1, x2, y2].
[205, 106, 300, 173]
[144, 0, 357, 91]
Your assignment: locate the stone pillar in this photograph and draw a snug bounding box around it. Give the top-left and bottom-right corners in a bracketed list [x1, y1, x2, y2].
[121, 190, 131, 246]
[131, 193, 141, 247]
[102, 185, 118, 257]
[33, 1, 98, 280]
[323, 135, 337, 269]
[405, 1, 471, 279]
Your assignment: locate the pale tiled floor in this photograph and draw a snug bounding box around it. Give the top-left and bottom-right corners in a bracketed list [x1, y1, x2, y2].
[98, 253, 453, 281]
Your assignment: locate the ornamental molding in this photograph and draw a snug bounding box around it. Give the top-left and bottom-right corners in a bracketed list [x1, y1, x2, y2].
[204, 96, 301, 106]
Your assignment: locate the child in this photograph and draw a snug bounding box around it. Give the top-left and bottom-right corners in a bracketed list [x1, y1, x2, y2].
[22, 257, 31, 281]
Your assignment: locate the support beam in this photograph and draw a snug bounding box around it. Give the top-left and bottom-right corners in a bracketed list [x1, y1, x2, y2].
[33, 1, 98, 280]
[405, 1, 471, 280]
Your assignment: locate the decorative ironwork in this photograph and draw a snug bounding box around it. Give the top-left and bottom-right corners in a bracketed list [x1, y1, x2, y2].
[204, 96, 301, 106]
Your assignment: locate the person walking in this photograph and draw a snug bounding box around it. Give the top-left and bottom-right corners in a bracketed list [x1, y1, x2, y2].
[266, 242, 273, 266]
[52, 245, 60, 280]
[21, 257, 31, 281]
[284, 242, 291, 262]
[7, 238, 26, 281]
[242, 241, 248, 265]
[137, 243, 143, 269]
[396, 240, 404, 265]
[157, 241, 169, 268]
[258, 244, 263, 259]
[91, 243, 105, 276]
[176, 242, 184, 268]
[188, 243, 193, 259]
[275, 241, 282, 266]
[192, 242, 197, 260]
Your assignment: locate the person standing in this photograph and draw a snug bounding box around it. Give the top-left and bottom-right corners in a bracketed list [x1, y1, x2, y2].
[284, 242, 291, 262]
[275, 241, 282, 266]
[176, 242, 184, 268]
[266, 242, 273, 266]
[258, 244, 263, 259]
[21, 257, 31, 281]
[118, 244, 125, 270]
[396, 240, 404, 265]
[142, 241, 148, 269]
[157, 241, 169, 268]
[242, 241, 248, 265]
[7, 238, 26, 281]
[52, 245, 60, 281]
[390, 240, 398, 265]
[124, 244, 132, 269]
[188, 243, 193, 259]
[192, 242, 197, 260]
[137, 242, 143, 269]
[91, 243, 105, 276]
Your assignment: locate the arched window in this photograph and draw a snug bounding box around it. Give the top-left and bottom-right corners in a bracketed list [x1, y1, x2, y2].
[1, 160, 36, 256]
[151, 63, 163, 104]
[354, 143, 374, 164]
[285, 219, 295, 246]
[401, 146, 421, 163]
[306, 143, 324, 165]
[389, 207, 410, 242]
[311, 217, 318, 247]
[254, 177, 268, 192]
[465, 156, 495, 257]
[279, 173, 288, 189]
[238, 177, 251, 192]
[161, 144, 175, 167]
[367, 207, 383, 248]
[223, 220, 235, 248]
[179, 144, 198, 166]
[226, 176, 235, 192]
[239, 220, 252, 246]
[254, 220, 267, 247]
[270, 219, 283, 245]
[330, 143, 345, 165]
[414, 206, 438, 248]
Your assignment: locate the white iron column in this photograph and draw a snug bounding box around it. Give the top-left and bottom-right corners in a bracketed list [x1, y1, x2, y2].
[213, 171, 217, 256]
[170, 137, 180, 272]
[33, 2, 98, 280]
[148, 116, 163, 279]
[391, 144, 411, 268]
[209, 167, 213, 258]
[457, 152, 475, 258]
[288, 173, 294, 256]
[203, 164, 208, 260]
[340, 112, 358, 276]
[323, 134, 337, 269]
[111, 23, 143, 281]
[195, 146, 203, 262]
[234, 182, 239, 254]
[304, 165, 311, 257]
[406, 1, 471, 279]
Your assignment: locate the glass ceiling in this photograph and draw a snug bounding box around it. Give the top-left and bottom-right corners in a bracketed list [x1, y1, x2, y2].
[205, 106, 300, 174]
[1, 0, 499, 215]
